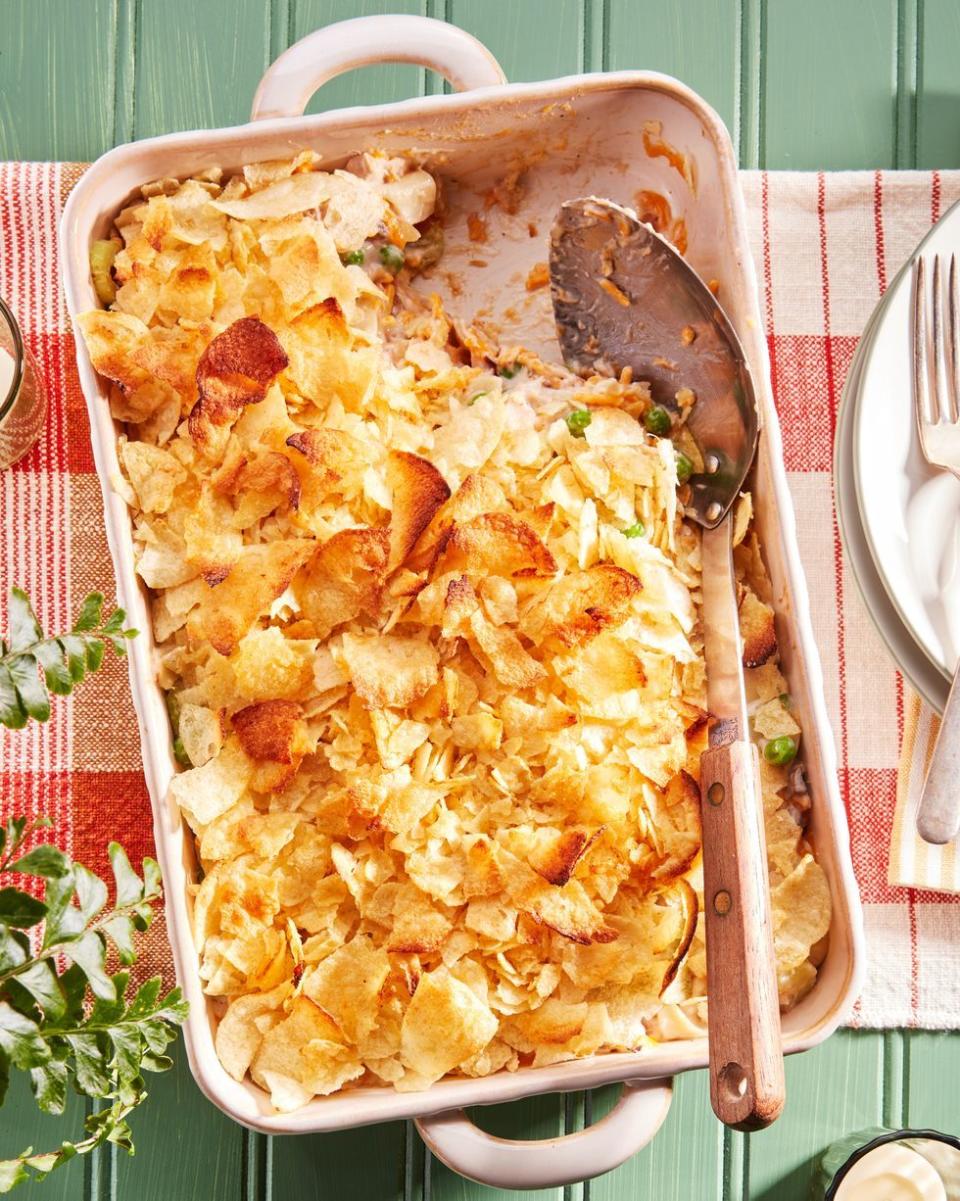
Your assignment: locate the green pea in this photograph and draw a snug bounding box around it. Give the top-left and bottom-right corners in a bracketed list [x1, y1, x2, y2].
[623, 521, 646, 538]
[341, 248, 366, 266]
[644, 405, 672, 436]
[379, 243, 405, 273]
[173, 736, 192, 768]
[779, 692, 791, 707]
[675, 450, 693, 484]
[565, 409, 592, 438]
[499, 362, 521, 379]
[763, 735, 798, 766]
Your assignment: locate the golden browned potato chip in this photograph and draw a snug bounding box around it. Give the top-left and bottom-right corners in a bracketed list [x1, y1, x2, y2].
[215, 982, 291, 1081]
[293, 526, 389, 640]
[212, 172, 331, 220]
[505, 998, 588, 1051]
[268, 230, 350, 316]
[406, 472, 508, 570]
[468, 608, 547, 690]
[340, 632, 439, 710]
[157, 243, 217, 323]
[232, 626, 318, 702]
[77, 310, 151, 392]
[233, 700, 306, 763]
[189, 317, 289, 447]
[648, 771, 702, 882]
[556, 631, 645, 717]
[563, 883, 694, 994]
[182, 488, 243, 585]
[120, 440, 186, 513]
[527, 827, 602, 887]
[213, 449, 301, 523]
[745, 662, 790, 706]
[199, 806, 298, 864]
[461, 836, 504, 899]
[531, 762, 631, 825]
[438, 574, 479, 636]
[739, 588, 778, 668]
[251, 996, 364, 1110]
[386, 450, 450, 573]
[754, 697, 801, 741]
[284, 299, 377, 410]
[765, 807, 804, 883]
[178, 702, 223, 768]
[442, 512, 556, 578]
[501, 855, 616, 946]
[371, 883, 452, 954]
[500, 695, 576, 738]
[303, 939, 391, 1045]
[168, 737, 251, 832]
[521, 565, 640, 649]
[370, 711, 431, 770]
[771, 853, 831, 974]
[284, 426, 373, 511]
[658, 878, 699, 994]
[130, 324, 210, 419]
[399, 968, 497, 1084]
[377, 782, 439, 836]
[193, 540, 313, 655]
[523, 876, 618, 945]
[309, 782, 382, 841]
[449, 711, 503, 752]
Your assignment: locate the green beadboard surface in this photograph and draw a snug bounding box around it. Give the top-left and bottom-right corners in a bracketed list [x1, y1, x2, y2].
[2, 1, 960, 1198]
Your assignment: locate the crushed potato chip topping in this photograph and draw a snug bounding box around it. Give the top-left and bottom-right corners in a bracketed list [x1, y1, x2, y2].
[78, 151, 830, 1111]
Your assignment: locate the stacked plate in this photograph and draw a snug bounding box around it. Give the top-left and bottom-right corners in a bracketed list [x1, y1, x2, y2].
[837, 200, 960, 714]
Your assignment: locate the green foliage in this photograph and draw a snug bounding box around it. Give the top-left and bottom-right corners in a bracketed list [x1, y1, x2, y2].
[0, 818, 187, 1192]
[0, 589, 137, 729]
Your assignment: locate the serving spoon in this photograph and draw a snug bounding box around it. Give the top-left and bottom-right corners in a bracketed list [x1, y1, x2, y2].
[549, 197, 785, 1130]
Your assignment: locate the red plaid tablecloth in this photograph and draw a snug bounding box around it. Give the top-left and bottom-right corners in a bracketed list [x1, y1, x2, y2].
[1, 162, 958, 1027]
[0, 163, 166, 979]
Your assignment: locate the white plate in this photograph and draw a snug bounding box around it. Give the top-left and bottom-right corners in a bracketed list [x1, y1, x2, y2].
[853, 199, 960, 683]
[837, 286, 950, 713]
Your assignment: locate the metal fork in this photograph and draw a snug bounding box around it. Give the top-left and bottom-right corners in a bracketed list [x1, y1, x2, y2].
[913, 254, 960, 844]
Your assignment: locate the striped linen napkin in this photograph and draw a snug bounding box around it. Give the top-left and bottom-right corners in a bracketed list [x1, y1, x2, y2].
[1, 161, 958, 1027]
[739, 168, 960, 1028]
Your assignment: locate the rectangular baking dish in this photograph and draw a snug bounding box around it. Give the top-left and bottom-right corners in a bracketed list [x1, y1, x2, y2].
[60, 14, 865, 1189]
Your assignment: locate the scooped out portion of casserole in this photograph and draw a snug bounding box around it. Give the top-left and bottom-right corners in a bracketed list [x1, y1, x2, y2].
[76, 153, 830, 1111]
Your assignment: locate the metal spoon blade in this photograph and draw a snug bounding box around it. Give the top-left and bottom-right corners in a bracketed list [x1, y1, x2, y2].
[549, 196, 760, 528]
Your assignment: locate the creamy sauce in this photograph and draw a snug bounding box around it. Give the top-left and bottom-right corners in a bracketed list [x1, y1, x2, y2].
[835, 1143, 946, 1201]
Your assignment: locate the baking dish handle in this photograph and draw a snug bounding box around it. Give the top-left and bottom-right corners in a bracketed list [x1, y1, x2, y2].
[415, 1077, 673, 1190]
[251, 14, 507, 121]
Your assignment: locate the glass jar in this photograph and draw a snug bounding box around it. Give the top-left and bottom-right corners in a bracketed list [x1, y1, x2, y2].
[817, 1128, 960, 1200]
[0, 296, 47, 469]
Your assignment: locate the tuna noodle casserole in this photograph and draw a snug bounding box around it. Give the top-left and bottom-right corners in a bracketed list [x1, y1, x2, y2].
[77, 152, 830, 1111]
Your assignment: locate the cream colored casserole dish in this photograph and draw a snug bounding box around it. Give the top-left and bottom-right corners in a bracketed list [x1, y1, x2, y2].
[61, 15, 865, 1190]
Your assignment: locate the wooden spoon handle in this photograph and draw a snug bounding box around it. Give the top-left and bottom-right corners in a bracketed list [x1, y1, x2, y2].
[700, 739, 785, 1130]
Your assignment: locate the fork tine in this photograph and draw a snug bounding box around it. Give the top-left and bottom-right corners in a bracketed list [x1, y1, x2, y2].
[948, 253, 960, 423]
[914, 256, 930, 437]
[932, 254, 944, 423]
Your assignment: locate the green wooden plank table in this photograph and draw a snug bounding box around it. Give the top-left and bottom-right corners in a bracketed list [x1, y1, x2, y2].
[2, 1, 960, 1197]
